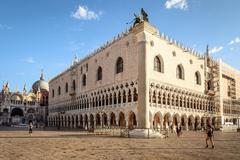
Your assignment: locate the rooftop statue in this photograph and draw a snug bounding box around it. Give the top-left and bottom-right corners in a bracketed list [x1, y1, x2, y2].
[129, 8, 149, 27]
[141, 8, 149, 22]
[133, 13, 142, 27]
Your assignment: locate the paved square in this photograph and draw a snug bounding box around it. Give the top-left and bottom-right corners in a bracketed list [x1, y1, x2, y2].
[0, 129, 239, 160]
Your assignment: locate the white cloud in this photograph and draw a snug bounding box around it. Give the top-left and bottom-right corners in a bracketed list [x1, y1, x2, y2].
[165, 0, 188, 10]
[209, 46, 223, 54]
[0, 24, 12, 30]
[228, 37, 240, 45]
[235, 37, 240, 43]
[24, 57, 35, 64]
[71, 5, 101, 20]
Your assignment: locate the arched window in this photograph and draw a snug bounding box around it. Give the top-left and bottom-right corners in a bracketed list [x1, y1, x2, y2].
[116, 57, 123, 74]
[195, 71, 201, 85]
[58, 86, 61, 95]
[176, 64, 184, 80]
[72, 80, 76, 91]
[97, 66, 102, 81]
[154, 56, 164, 73]
[82, 74, 86, 86]
[65, 83, 68, 93]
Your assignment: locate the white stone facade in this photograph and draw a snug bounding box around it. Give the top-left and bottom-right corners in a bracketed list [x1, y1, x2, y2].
[48, 22, 240, 131]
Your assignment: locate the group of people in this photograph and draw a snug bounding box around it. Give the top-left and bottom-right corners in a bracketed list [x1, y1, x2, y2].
[165, 123, 215, 149]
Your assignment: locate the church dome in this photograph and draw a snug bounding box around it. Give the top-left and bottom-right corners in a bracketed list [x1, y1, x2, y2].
[32, 71, 49, 93]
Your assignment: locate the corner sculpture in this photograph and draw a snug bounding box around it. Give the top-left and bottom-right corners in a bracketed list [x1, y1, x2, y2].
[127, 8, 149, 27]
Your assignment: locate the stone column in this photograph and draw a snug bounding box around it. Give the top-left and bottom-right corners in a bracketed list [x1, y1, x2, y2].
[116, 114, 119, 127]
[120, 91, 123, 107]
[137, 35, 149, 129]
[107, 116, 111, 128]
[94, 116, 96, 129]
[150, 90, 153, 106]
[83, 119, 85, 129]
[160, 91, 163, 105]
[185, 120, 188, 131]
[112, 92, 115, 106]
[131, 93, 134, 104]
[104, 95, 107, 107]
[160, 119, 164, 131]
[100, 114, 103, 128]
[116, 92, 119, 105]
[155, 91, 159, 106]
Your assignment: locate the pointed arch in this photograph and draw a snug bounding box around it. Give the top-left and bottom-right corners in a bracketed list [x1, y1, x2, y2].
[195, 71, 201, 85]
[154, 55, 164, 73]
[116, 57, 123, 74]
[97, 66, 102, 81]
[176, 64, 185, 80]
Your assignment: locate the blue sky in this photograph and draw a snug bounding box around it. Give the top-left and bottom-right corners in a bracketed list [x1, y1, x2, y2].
[0, 0, 240, 91]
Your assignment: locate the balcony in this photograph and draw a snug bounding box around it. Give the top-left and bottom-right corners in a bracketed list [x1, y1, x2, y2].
[206, 90, 215, 96]
[69, 90, 76, 96]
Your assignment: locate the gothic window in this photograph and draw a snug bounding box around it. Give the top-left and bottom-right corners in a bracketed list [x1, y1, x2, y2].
[176, 64, 184, 80]
[82, 74, 86, 86]
[58, 86, 61, 95]
[195, 71, 201, 85]
[65, 83, 68, 93]
[97, 66, 102, 81]
[154, 56, 164, 73]
[116, 57, 123, 74]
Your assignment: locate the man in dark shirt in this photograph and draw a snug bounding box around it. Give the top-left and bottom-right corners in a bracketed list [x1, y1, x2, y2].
[205, 124, 214, 149]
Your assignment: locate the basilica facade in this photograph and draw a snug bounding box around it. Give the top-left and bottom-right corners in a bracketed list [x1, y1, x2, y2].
[47, 16, 240, 134]
[0, 72, 49, 125]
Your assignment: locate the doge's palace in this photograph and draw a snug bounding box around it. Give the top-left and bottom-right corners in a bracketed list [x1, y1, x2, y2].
[48, 10, 240, 136]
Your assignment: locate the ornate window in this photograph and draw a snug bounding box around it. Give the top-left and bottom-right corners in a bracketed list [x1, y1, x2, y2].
[82, 74, 86, 86]
[116, 57, 123, 74]
[195, 71, 201, 85]
[97, 66, 102, 81]
[154, 56, 164, 73]
[176, 64, 184, 80]
[65, 83, 68, 93]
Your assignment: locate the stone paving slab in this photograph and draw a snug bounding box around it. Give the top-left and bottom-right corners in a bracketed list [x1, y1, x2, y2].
[0, 128, 239, 160]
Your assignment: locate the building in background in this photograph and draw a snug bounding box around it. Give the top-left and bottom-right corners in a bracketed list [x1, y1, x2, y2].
[0, 72, 49, 126]
[47, 10, 240, 136]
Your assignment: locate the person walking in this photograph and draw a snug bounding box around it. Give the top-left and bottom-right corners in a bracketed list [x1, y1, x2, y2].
[29, 121, 33, 135]
[165, 125, 169, 138]
[205, 124, 214, 149]
[177, 125, 182, 137]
